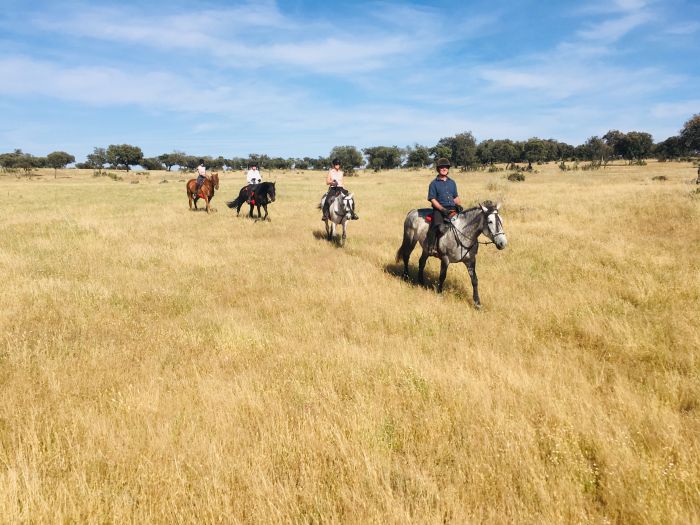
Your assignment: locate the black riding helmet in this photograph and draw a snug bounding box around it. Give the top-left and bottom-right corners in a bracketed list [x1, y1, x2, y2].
[436, 157, 451, 170]
[332, 158, 340, 166]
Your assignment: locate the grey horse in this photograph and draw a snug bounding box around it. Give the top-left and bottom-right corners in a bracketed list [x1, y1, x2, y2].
[319, 192, 356, 246]
[395, 201, 507, 308]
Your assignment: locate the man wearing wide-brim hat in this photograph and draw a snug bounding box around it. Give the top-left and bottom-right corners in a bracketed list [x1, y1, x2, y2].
[426, 157, 463, 254]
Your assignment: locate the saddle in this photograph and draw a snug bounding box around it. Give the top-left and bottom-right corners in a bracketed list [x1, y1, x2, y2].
[246, 186, 256, 205]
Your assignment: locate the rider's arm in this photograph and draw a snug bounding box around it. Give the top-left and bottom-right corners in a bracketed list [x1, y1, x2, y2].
[326, 170, 335, 186]
[453, 196, 462, 206]
[430, 198, 446, 212]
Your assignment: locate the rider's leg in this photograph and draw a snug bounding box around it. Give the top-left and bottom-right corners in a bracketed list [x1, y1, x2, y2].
[425, 209, 442, 254]
[195, 175, 205, 194]
[322, 187, 338, 220]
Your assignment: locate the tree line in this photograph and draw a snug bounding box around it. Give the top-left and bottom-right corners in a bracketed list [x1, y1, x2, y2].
[2, 114, 698, 175]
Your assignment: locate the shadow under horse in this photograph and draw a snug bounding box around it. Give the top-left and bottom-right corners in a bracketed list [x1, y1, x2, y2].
[186, 172, 219, 213]
[227, 182, 276, 220]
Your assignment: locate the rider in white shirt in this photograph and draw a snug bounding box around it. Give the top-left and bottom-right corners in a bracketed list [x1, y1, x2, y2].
[246, 163, 261, 185]
[322, 158, 358, 220]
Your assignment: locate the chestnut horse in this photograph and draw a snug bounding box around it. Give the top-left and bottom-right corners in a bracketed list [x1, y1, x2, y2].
[186, 171, 219, 213]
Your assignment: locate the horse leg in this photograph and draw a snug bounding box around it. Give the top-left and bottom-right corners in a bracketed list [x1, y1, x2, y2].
[466, 259, 481, 308]
[396, 236, 417, 279]
[437, 258, 449, 294]
[263, 204, 269, 221]
[204, 196, 209, 213]
[340, 221, 346, 246]
[418, 251, 429, 285]
[248, 204, 254, 218]
[188, 191, 193, 210]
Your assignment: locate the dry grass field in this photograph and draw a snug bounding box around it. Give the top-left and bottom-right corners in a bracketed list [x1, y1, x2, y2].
[0, 161, 698, 523]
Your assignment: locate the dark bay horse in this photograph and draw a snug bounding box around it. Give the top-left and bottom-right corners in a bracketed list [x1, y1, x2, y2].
[226, 182, 276, 220]
[395, 201, 507, 308]
[186, 172, 219, 213]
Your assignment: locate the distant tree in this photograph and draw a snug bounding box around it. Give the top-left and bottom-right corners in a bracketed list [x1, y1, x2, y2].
[435, 132, 478, 169]
[46, 151, 75, 178]
[654, 136, 686, 161]
[329, 146, 364, 175]
[362, 146, 403, 171]
[477, 139, 496, 165]
[404, 144, 431, 168]
[11, 151, 41, 176]
[582, 136, 611, 162]
[106, 144, 143, 171]
[309, 156, 328, 170]
[158, 150, 187, 171]
[247, 154, 270, 169]
[85, 147, 108, 169]
[210, 156, 226, 170]
[680, 114, 700, 155]
[490, 139, 520, 164]
[624, 131, 654, 161]
[430, 145, 452, 165]
[141, 157, 165, 170]
[522, 137, 548, 164]
[294, 158, 310, 170]
[0, 149, 23, 169]
[225, 157, 247, 171]
[603, 130, 626, 159]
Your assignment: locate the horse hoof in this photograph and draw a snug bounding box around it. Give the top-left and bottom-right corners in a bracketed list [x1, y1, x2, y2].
[474, 303, 482, 310]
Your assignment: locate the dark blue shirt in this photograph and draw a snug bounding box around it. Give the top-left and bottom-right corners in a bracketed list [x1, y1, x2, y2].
[427, 176, 459, 207]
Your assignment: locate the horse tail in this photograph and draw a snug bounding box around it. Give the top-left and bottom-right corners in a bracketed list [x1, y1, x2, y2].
[396, 211, 420, 263]
[227, 196, 243, 209]
[396, 236, 412, 263]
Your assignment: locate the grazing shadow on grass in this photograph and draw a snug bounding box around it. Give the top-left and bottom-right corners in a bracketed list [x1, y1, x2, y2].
[383, 262, 434, 291]
[313, 229, 346, 248]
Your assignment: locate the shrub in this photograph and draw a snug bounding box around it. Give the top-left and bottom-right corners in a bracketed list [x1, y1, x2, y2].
[507, 172, 525, 182]
[651, 175, 667, 181]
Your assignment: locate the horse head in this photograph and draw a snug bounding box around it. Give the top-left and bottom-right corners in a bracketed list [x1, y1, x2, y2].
[211, 172, 220, 190]
[341, 193, 355, 219]
[479, 201, 507, 250]
[267, 182, 276, 202]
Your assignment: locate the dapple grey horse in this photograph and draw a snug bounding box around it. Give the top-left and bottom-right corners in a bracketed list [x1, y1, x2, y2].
[320, 192, 356, 246]
[395, 201, 507, 308]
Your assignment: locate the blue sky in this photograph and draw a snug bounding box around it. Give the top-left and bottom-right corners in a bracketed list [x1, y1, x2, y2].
[1, 0, 698, 162]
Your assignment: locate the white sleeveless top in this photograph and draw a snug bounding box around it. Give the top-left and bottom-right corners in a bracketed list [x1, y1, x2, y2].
[328, 168, 344, 187]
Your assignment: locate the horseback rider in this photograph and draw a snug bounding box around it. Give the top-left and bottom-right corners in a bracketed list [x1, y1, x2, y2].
[425, 158, 463, 254]
[195, 159, 207, 194]
[245, 162, 262, 203]
[322, 158, 358, 221]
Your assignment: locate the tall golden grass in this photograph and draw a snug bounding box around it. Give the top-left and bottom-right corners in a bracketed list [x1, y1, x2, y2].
[0, 162, 698, 523]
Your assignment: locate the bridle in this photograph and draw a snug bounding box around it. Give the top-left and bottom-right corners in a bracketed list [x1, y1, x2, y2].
[447, 209, 505, 254]
[332, 196, 353, 218]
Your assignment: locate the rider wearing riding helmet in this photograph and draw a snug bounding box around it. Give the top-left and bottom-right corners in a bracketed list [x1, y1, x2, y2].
[246, 162, 261, 185]
[425, 157, 463, 253]
[322, 158, 358, 221]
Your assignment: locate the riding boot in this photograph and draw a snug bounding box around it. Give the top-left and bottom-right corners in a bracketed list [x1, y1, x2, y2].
[321, 204, 329, 221]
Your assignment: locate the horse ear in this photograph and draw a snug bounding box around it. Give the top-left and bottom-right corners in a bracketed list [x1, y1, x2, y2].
[496, 202, 501, 211]
[479, 202, 488, 212]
